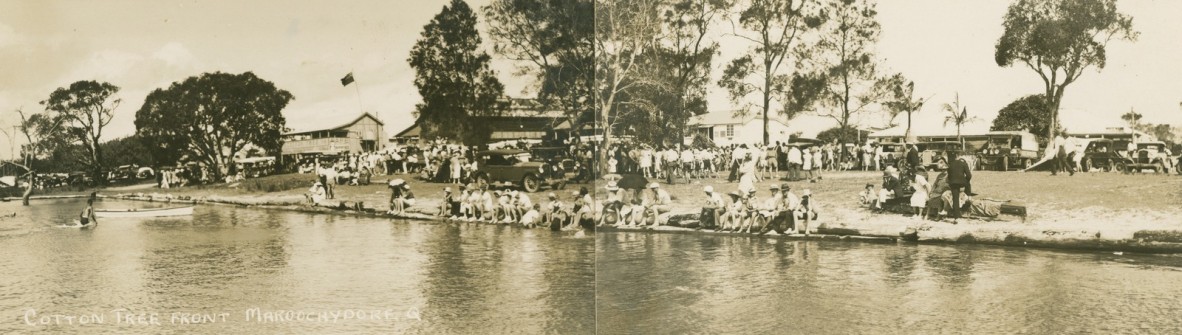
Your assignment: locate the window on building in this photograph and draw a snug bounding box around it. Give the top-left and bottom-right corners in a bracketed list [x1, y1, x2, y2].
[725, 125, 735, 138]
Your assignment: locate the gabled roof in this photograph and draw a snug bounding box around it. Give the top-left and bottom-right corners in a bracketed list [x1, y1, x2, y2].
[284, 112, 384, 135]
[393, 122, 421, 138]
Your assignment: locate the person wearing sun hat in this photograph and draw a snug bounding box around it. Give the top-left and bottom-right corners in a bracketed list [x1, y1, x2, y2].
[701, 185, 726, 230]
[307, 181, 327, 203]
[796, 188, 819, 235]
[599, 181, 625, 226]
[639, 182, 672, 226]
[723, 191, 747, 231]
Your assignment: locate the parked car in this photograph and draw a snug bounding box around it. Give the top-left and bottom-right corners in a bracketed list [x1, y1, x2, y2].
[1080, 139, 1125, 172]
[876, 143, 906, 169]
[529, 146, 578, 180]
[1126, 141, 1173, 174]
[471, 150, 565, 192]
[978, 131, 1040, 171]
[915, 141, 980, 170]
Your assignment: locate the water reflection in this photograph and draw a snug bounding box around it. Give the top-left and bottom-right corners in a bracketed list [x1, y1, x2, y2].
[0, 200, 593, 334]
[598, 232, 1182, 334]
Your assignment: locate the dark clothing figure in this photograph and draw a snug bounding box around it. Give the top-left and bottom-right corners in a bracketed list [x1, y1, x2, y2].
[946, 158, 972, 218]
[1054, 145, 1073, 176]
[906, 147, 921, 171]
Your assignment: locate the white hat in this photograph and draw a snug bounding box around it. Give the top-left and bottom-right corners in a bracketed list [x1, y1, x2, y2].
[388, 178, 405, 187]
[647, 182, 660, 189]
[802, 189, 812, 196]
[548, 192, 557, 198]
[605, 181, 620, 191]
[444, 187, 452, 192]
[703, 186, 714, 193]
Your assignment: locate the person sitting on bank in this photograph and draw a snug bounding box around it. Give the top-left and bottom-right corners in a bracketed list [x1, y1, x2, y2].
[388, 179, 415, 215]
[495, 190, 514, 223]
[752, 184, 784, 234]
[599, 182, 625, 226]
[514, 190, 533, 223]
[875, 166, 902, 212]
[723, 191, 747, 231]
[858, 183, 875, 207]
[307, 181, 327, 204]
[642, 182, 673, 226]
[796, 189, 820, 234]
[439, 187, 463, 219]
[520, 204, 542, 228]
[702, 186, 727, 231]
[544, 192, 566, 228]
[572, 187, 595, 229]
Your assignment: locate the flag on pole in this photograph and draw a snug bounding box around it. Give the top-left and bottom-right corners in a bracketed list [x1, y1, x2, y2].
[340, 72, 355, 86]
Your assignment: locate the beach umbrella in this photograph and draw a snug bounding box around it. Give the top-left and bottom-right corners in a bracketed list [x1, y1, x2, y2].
[616, 173, 649, 190]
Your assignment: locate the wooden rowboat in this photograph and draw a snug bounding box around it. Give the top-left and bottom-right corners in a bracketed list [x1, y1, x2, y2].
[95, 206, 194, 218]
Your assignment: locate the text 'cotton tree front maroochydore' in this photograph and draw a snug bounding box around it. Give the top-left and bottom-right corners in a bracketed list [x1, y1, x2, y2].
[40, 80, 121, 185]
[995, 0, 1137, 140]
[135, 72, 293, 181]
[410, 0, 506, 145]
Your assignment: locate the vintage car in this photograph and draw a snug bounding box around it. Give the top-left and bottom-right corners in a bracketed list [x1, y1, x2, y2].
[471, 149, 565, 192]
[876, 142, 906, 169]
[915, 141, 980, 170]
[977, 131, 1040, 171]
[528, 146, 579, 180]
[1126, 141, 1174, 174]
[1080, 139, 1126, 172]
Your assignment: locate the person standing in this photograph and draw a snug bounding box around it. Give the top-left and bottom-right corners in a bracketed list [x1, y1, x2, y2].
[946, 155, 972, 219]
[1059, 133, 1077, 177]
[787, 145, 802, 181]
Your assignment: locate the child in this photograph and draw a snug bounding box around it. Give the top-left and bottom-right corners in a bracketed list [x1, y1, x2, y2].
[520, 204, 541, 228]
[858, 183, 875, 207]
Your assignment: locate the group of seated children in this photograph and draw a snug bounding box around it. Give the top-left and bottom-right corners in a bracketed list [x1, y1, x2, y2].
[597, 182, 672, 227]
[439, 185, 593, 229]
[701, 183, 818, 234]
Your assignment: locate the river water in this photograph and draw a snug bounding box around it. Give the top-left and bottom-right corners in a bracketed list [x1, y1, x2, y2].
[0, 199, 594, 334]
[597, 232, 1182, 334]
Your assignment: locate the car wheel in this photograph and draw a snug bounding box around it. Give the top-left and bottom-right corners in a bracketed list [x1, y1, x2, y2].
[522, 174, 541, 192]
[1155, 162, 1166, 174]
[1113, 161, 1127, 173]
[1024, 158, 1032, 169]
[1083, 158, 1092, 172]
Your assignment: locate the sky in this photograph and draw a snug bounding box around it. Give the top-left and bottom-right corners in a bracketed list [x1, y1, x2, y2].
[706, 0, 1182, 136]
[1, 0, 1180, 159]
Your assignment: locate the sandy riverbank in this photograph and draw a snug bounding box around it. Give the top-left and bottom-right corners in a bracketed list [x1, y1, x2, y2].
[590, 169, 1182, 252]
[55, 169, 1182, 253]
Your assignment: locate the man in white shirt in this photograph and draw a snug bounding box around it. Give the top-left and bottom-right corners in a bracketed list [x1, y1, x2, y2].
[787, 145, 802, 180]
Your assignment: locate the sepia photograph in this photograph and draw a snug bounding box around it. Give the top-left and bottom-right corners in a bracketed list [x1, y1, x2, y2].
[1, 0, 594, 334]
[593, 0, 1181, 334]
[1, 0, 1180, 334]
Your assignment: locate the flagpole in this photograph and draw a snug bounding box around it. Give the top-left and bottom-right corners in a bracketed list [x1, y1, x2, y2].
[351, 70, 364, 115]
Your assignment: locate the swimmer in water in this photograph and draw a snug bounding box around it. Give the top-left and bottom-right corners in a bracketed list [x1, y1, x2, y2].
[79, 197, 97, 227]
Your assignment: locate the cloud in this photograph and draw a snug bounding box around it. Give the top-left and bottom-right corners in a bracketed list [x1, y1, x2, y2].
[151, 42, 198, 68]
